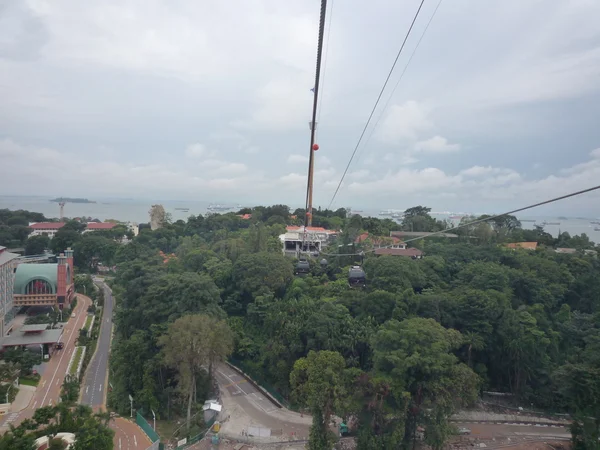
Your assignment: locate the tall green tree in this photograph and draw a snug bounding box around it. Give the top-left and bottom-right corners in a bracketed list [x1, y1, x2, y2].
[372, 318, 479, 448]
[159, 314, 233, 431]
[290, 350, 349, 450]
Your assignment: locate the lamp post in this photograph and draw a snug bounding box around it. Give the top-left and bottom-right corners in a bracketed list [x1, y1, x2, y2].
[129, 394, 134, 418]
[6, 384, 11, 404]
[151, 409, 156, 430]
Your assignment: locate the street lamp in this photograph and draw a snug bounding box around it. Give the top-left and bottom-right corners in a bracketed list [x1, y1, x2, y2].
[6, 384, 11, 404]
[151, 409, 156, 430]
[129, 394, 134, 418]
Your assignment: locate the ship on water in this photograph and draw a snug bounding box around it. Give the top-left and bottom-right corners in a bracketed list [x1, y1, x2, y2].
[174, 207, 189, 211]
[207, 203, 236, 212]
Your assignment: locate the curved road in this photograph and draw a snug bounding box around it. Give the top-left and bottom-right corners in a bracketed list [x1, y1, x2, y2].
[215, 363, 311, 440]
[83, 277, 151, 450]
[214, 365, 571, 446]
[80, 278, 112, 409]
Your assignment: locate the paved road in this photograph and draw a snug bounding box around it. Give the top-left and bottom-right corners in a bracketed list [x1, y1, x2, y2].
[80, 278, 113, 409]
[0, 294, 91, 430]
[215, 363, 310, 440]
[79, 278, 151, 450]
[453, 421, 570, 440]
[111, 416, 152, 450]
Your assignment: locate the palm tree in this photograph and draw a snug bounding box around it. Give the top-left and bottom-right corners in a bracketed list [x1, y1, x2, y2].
[463, 332, 485, 367]
[0, 361, 21, 383]
[94, 410, 112, 427]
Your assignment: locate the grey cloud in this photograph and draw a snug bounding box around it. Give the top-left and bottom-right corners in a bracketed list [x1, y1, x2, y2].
[1, 0, 600, 213]
[0, 2, 48, 61]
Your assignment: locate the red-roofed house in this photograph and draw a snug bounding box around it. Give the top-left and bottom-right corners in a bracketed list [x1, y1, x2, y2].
[355, 232, 423, 258]
[237, 214, 252, 220]
[355, 232, 404, 248]
[29, 221, 118, 239]
[82, 222, 117, 233]
[28, 222, 65, 238]
[280, 226, 338, 257]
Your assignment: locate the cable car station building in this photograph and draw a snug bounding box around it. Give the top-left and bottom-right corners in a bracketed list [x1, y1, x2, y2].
[280, 226, 338, 257]
[12, 248, 75, 309]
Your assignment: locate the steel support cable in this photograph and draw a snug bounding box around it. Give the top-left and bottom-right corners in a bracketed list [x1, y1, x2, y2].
[316, 0, 335, 142]
[304, 0, 329, 228]
[327, 0, 428, 210]
[320, 184, 600, 257]
[355, 0, 444, 168]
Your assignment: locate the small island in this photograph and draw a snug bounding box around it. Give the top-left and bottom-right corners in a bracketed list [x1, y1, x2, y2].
[49, 197, 97, 204]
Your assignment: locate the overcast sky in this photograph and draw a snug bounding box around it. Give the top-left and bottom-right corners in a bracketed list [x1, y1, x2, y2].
[2, 0, 600, 214]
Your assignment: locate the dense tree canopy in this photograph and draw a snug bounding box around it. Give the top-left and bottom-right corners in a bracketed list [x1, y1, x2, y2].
[5, 204, 595, 447]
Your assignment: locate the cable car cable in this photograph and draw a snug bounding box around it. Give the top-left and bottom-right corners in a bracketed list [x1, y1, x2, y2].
[320, 183, 600, 257]
[302, 0, 329, 253]
[327, 0, 428, 210]
[316, 0, 335, 142]
[355, 0, 444, 168]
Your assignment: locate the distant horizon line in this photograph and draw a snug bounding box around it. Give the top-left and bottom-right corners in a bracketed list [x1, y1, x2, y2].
[1, 194, 599, 220]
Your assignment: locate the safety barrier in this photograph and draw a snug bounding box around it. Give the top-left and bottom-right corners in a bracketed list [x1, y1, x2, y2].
[173, 417, 217, 449]
[137, 410, 163, 450]
[228, 358, 293, 409]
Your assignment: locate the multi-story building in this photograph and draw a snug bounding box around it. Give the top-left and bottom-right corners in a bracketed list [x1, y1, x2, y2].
[13, 248, 75, 310]
[28, 222, 65, 238]
[28, 222, 117, 238]
[0, 246, 19, 336]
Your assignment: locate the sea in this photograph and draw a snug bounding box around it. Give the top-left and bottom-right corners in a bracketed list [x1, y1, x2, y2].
[1, 195, 599, 243]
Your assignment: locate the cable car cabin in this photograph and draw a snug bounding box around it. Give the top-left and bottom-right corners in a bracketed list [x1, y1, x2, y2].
[348, 265, 366, 288]
[295, 260, 311, 276]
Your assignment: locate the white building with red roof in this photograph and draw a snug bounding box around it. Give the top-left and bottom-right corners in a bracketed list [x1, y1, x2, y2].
[28, 222, 117, 238]
[82, 222, 117, 233]
[280, 226, 338, 257]
[28, 222, 65, 238]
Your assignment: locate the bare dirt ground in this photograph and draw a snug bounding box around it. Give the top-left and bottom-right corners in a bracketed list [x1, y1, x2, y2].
[496, 441, 570, 450]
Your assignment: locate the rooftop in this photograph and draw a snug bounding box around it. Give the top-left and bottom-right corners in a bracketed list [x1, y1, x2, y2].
[555, 248, 578, 254]
[21, 324, 50, 332]
[14, 263, 58, 294]
[286, 226, 337, 234]
[355, 232, 403, 245]
[0, 247, 20, 266]
[85, 222, 117, 230]
[0, 328, 63, 347]
[29, 222, 65, 230]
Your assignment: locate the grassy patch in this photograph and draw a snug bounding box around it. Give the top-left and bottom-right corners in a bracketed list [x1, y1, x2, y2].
[84, 315, 93, 331]
[155, 418, 204, 442]
[19, 375, 40, 387]
[69, 347, 84, 376]
[0, 384, 18, 403]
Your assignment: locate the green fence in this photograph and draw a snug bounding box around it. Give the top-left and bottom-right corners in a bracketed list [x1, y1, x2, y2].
[175, 417, 216, 449]
[228, 358, 294, 410]
[137, 410, 160, 443]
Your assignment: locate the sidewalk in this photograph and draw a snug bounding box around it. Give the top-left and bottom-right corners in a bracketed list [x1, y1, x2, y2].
[9, 385, 36, 412]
